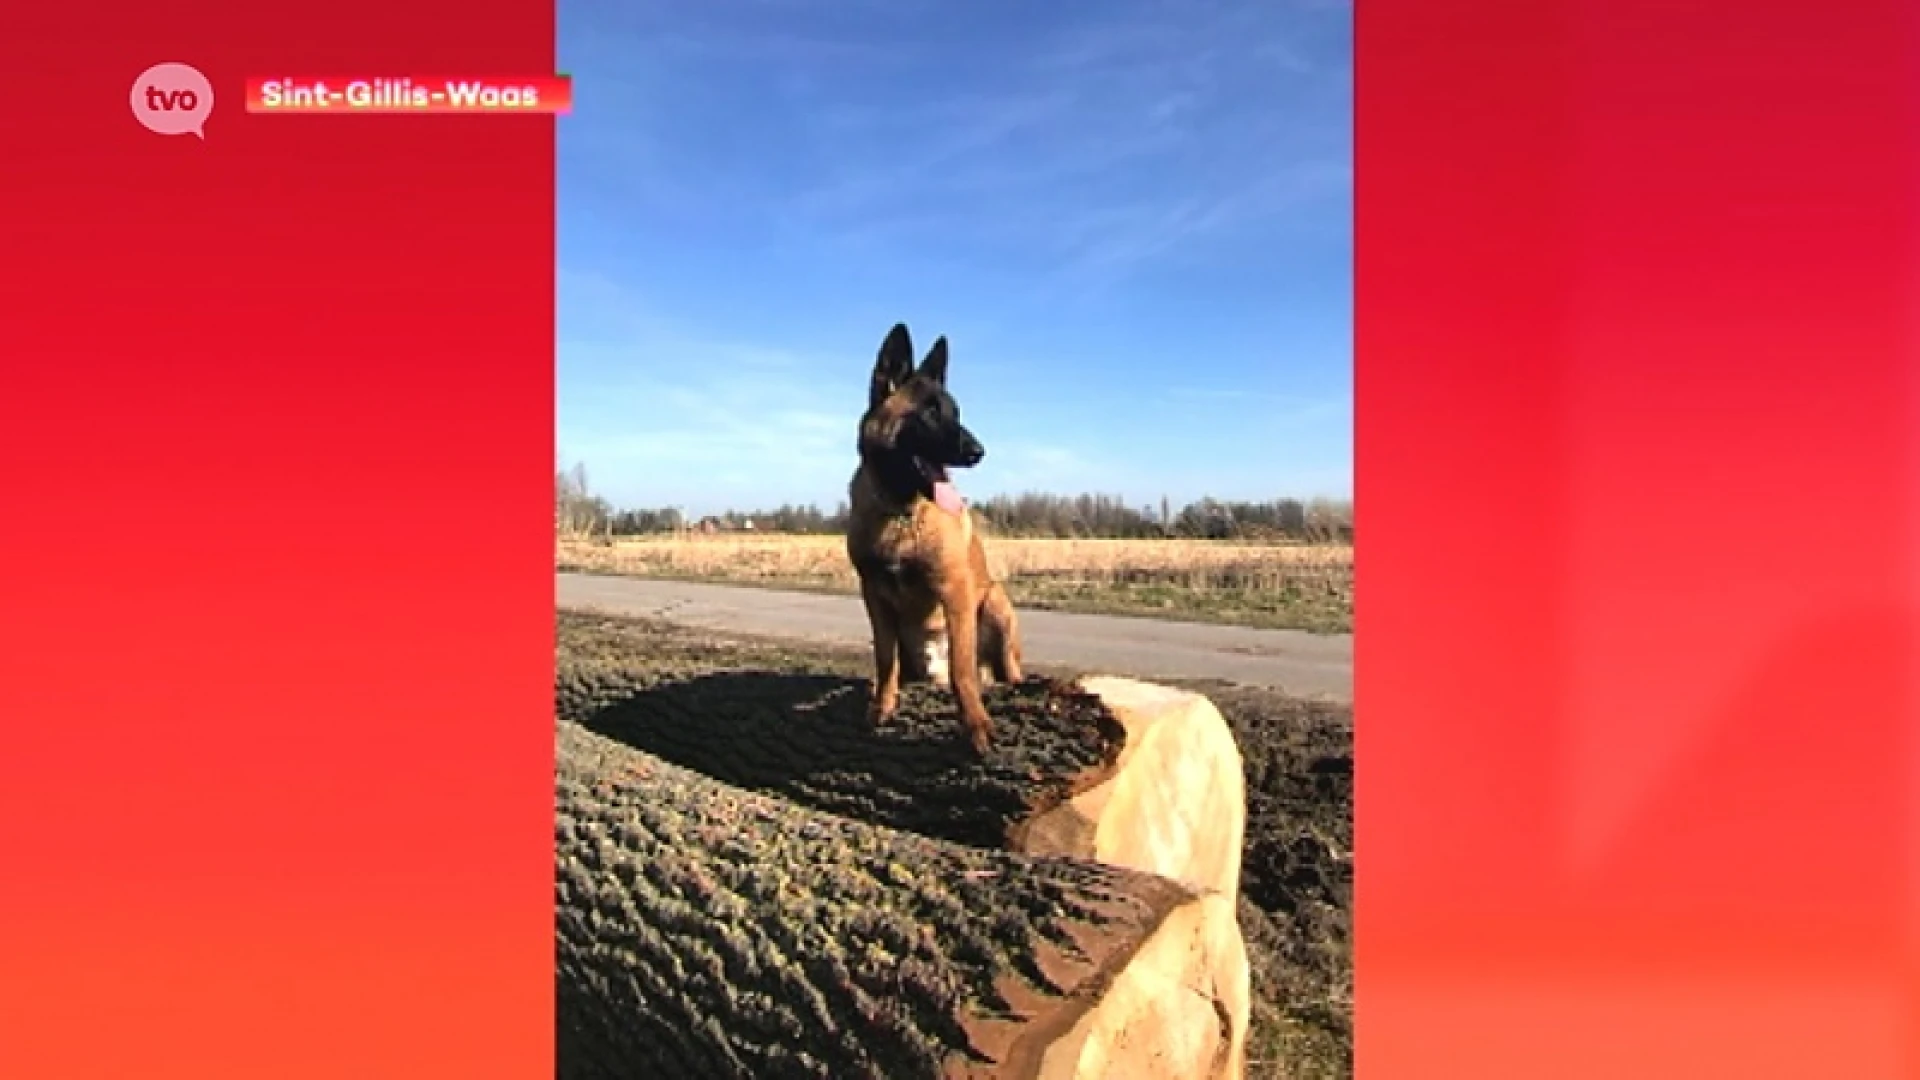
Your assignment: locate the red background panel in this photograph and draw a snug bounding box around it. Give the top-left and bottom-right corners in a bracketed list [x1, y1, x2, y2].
[5, 0, 1918, 1075]
[1358, 0, 1920, 1075]
[0, 1, 554, 1077]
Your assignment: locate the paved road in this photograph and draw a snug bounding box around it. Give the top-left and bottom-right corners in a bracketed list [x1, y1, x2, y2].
[558, 573, 1353, 702]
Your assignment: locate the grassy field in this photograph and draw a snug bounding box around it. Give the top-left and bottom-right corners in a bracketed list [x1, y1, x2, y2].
[556, 609, 1353, 1079]
[557, 533, 1355, 633]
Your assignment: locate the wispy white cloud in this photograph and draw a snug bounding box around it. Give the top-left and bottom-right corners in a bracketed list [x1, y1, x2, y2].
[979, 441, 1100, 488]
[577, 0, 1349, 293]
[558, 367, 856, 513]
[558, 0, 1353, 509]
[557, 276, 865, 511]
[1034, 160, 1352, 290]
[1167, 386, 1350, 423]
[557, 269, 825, 375]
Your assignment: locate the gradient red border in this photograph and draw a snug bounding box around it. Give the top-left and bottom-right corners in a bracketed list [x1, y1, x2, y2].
[5, 0, 1917, 1076]
[1356, 0, 1920, 1075]
[1, 0, 554, 1076]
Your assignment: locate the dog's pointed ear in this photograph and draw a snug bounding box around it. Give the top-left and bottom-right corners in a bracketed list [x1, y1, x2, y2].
[918, 336, 950, 387]
[871, 323, 916, 408]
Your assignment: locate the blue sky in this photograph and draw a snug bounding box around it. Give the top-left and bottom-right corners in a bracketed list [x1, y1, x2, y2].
[558, 0, 1351, 518]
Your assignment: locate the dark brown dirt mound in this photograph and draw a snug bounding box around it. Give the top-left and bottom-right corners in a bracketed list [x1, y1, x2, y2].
[565, 666, 1125, 852]
[1202, 684, 1352, 1077]
[555, 610, 1354, 1079]
[557, 722, 1195, 1080]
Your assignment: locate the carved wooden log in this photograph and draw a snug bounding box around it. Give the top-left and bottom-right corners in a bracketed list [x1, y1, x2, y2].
[557, 722, 1242, 1079]
[1014, 677, 1252, 1079]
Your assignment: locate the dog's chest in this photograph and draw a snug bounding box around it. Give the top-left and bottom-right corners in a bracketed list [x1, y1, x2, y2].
[872, 557, 928, 595]
[867, 516, 933, 581]
[854, 505, 970, 591]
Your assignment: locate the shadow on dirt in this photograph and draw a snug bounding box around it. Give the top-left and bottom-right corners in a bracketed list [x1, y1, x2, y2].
[571, 669, 1126, 850]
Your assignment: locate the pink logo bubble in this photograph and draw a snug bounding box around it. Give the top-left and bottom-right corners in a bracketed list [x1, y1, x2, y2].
[131, 62, 214, 140]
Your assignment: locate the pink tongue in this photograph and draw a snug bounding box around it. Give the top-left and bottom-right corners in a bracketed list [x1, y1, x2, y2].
[932, 480, 966, 515]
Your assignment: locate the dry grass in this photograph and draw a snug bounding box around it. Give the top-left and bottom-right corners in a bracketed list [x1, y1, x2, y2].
[557, 533, 1355, 633]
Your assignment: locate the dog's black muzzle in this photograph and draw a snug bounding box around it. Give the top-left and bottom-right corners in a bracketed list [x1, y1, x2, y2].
[954, 428, 985, 467]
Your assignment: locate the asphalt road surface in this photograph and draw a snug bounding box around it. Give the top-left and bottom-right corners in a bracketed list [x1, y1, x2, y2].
[558, 573, 1354, 703]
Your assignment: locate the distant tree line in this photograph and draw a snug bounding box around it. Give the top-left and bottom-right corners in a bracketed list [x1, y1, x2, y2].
[556, 463, 1353, 543]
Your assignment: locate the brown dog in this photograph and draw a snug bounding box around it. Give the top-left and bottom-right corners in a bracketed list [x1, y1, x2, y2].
[846, 323, 1023, 753]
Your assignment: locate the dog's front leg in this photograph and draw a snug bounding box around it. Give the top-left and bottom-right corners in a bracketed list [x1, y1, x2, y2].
[860, 580, 901, 724]
[941, 587, 993, 753]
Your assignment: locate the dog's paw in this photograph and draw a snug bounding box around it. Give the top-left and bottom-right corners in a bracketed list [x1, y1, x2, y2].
[965, 723, 993, 755]
[867, 702, 897, 727]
